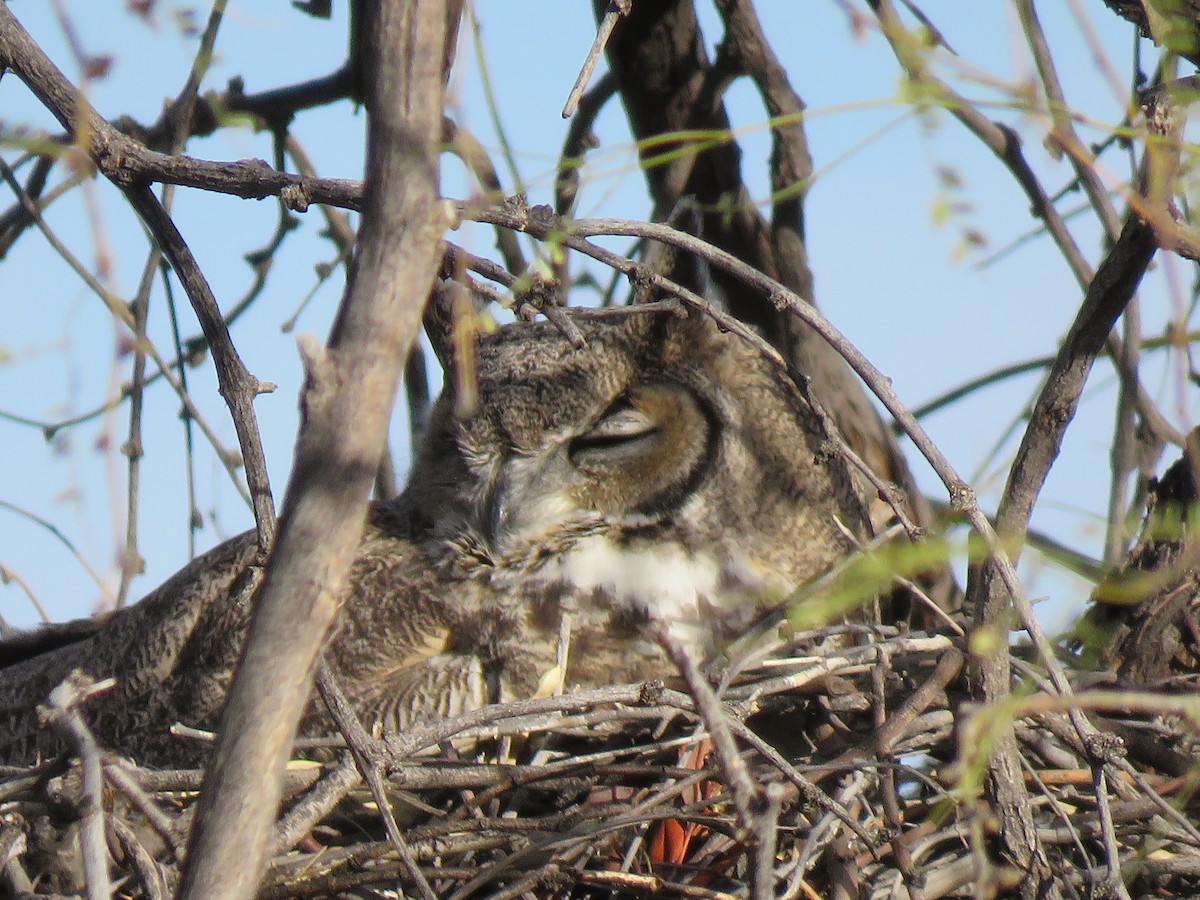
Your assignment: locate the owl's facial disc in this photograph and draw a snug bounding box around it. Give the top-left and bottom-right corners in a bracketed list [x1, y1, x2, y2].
[480, 381, 714, 556]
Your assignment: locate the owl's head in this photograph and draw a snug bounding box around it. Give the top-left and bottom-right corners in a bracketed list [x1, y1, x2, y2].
[405, 307, 868, 587]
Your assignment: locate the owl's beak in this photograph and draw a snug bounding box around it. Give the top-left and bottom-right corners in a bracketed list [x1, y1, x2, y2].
[483, 481, 513, 554]
[481, 458, 530, 556]
[480, 452, 573, 557]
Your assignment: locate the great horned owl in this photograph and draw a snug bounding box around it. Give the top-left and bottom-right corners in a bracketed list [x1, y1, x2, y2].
[0, 306, 870, 766]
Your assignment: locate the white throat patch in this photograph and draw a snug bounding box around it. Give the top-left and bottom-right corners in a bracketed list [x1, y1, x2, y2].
[533, 534, 743, 654]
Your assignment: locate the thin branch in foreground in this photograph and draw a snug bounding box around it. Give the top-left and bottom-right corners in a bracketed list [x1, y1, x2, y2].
[38, 673, 114, 900]
[0, 7, 279, 550]
[315, 662, 436, 900]
[561, 0, 630, 119]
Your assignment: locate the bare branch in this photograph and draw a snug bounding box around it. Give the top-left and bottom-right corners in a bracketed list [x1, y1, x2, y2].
[176, 2, 456, 897]
[0, 5, 278, 549]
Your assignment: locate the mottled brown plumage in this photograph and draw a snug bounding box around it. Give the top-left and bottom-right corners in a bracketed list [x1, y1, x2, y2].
[0, 306, 870, 767]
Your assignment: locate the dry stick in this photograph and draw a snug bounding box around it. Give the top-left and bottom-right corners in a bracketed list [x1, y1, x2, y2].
[653, 626, 781, 900]
[717, 706, 879, 856]
[556, 70, 617, 217]
[972, 112, 1172, 704]
[1014, 655, 1200, 850]
[1021, 18, 1147, 875]
[0, 7, 278, 549]
[110, 817, 167, 900]
[382, 682, 705, 758]
[710, 0, 810, 218]
[969, 212, 1157, 894]
[561, 0, 630, 119]
[118, 251, 157, 607]
[0, 12, 362, 205]
[315, 662, 437, 900]
[0, 827, 32, 895]
[1091, 763, 1133, 899]
[126, 186, 277, 546]
[1016, 0, 1146, 573]
[442, 241, 586, 347]
[0, 499, 109, 598]
[269, 754, 361, 857]
[444, 116, 527, 277]
[176, 2, 455, 897]
[0, 564, 50, 626]
[40, 674, 113, 900]
[115, 0, 230, 607]
[1016, 0, 1122, 237]
[103, 759, 186, 859]
[160, 269, 203, 560]
[795, 373, 925, 540]
[285, 135, 357, 252]
[213, 131, 303, 332]
[0, 153, 58, 255]
[553, 69, 620, 301]
[0, 66, 352, 268]
[871, 649, 926, 900]
[1021, 757, 1096, 879]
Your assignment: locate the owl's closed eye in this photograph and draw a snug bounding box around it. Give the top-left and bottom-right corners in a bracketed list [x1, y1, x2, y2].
[567, 382, 713, 519]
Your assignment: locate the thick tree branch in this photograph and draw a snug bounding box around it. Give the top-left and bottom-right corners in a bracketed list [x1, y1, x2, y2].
[176, 2, 453, 898]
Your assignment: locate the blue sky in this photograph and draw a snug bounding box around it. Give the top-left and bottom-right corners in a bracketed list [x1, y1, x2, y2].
[0, 2, 1183, 632]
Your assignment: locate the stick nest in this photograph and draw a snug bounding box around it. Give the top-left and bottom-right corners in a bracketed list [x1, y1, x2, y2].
[5, 613, 1200, 899]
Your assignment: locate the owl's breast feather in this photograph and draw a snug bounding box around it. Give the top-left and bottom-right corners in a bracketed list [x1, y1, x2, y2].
[525, 533, 789, 663]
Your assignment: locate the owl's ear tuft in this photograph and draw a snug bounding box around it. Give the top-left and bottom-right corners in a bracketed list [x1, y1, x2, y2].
[423, 279, 459, 375]
[637, 197, 728, 313]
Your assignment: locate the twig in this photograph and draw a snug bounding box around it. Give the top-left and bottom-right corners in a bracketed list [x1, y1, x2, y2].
[654, 627, 757, 834]
[125, 186, 277, 550]
[871, 649, 927, 900]
[0, 562, 53, 625]
[103, 758, 187, 859]
[0, 6, 278, 549]
[315, 662, 437, 900]
[442, 241, 586, 347]
[561, 0, 630, 119]
[118, 249, 157, 607]
[0, 824, 32, 895]
[1015, 0, 1151, 571]
[556, 70, 617, 217]
[110, 817, 167, 900]
[0, 499, 111, 599]
[269, 754, 361, 856]
[39, 673, 114, 900]
[1091, 763, 1133, 899]
[444, 116, 526, 277]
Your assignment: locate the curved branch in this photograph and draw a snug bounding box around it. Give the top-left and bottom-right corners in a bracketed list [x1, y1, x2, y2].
[0, 4, 277, 549]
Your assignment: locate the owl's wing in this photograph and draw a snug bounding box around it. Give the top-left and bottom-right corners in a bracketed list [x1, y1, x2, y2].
[340, 652, 491, 739]
[0, 533, 261, 766]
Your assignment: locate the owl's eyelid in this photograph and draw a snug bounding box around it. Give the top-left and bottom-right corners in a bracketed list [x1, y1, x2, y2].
[585, 406, 658, 441]
[568, 405, 662, 468]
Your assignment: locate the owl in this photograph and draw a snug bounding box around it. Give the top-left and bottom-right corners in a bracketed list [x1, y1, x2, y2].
[0, 305, 871, 767]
